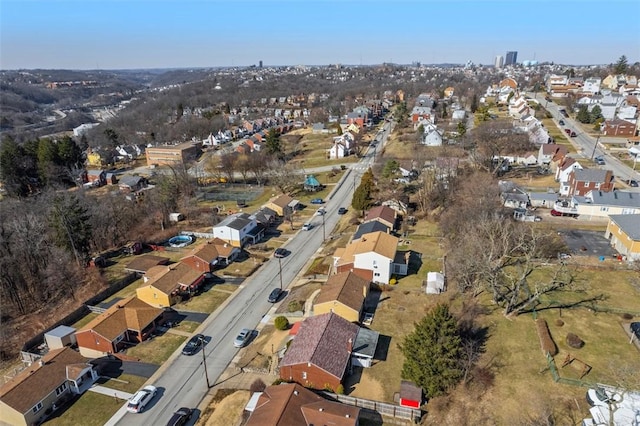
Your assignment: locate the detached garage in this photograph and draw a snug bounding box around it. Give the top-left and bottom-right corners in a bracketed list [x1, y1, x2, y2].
[45, 325, 77, 350]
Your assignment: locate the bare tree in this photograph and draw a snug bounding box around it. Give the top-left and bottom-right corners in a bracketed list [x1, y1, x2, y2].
[267, 159, 302, 194]
[219, 152, 238, 183]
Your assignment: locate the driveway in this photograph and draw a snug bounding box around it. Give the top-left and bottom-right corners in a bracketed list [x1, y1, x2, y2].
[91, 356, 159, 378]
[559, 229, 616, 257]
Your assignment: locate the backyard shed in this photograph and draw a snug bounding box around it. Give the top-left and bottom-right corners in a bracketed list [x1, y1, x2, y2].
[399, 380, 422, 408]
[425, 272, 445, 294]
[44, 325, 77, 350]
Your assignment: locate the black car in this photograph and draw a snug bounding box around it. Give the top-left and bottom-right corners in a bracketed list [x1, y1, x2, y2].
[338, 207, 348, 215]
[166, 407, 193, 426]
[182, 334, 205, 356]
[274, 248, 288, 258]
[268, 288, 283, 303]
[631, 322, 640, 340]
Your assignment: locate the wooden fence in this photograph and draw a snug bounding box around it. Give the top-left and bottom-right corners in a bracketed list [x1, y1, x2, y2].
[320, 391, 422, 422]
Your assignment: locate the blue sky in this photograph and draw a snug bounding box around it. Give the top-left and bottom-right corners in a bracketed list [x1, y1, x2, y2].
[1, 0, 639, 70]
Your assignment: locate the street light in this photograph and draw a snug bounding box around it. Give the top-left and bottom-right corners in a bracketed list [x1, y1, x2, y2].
[590, 132, 601, 161]
[199, 335, 211, 388]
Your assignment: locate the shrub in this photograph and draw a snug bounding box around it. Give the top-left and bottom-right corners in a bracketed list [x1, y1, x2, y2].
[566, 333, 585, 349]
[335, 384, 345, 394]
[274, 316, 289, 330]
[555, 319, 565, 327]
[389, 277, 398, 285]
[287, 300, 303, 313]
[272, 378, 286, 385]
[250, 379, 266, 392]
[621, 313, 633, 321]
[535, 319, 557, 356]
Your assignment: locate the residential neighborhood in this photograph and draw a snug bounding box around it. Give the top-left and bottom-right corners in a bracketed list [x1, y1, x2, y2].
[2, 39, 640, 426]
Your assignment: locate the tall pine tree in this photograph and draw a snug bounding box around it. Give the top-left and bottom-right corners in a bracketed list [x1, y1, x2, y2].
[400, 304, 463, 398]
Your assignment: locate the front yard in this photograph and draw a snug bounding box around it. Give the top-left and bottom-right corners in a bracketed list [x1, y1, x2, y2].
[124, 333, 187, 365]
[45, 392, 122, 426]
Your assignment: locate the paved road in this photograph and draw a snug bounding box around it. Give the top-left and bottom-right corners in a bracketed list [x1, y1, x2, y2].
[108, 120, 393, 426]
[529, 92, 640, 187]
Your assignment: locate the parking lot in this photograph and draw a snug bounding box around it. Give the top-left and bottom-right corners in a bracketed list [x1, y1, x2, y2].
[558, 229, 617, 257]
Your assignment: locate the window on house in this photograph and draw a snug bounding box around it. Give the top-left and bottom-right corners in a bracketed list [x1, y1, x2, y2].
[55, 383, 67, 396]
[32, 402, 43, 413]
[374, 272, 380, 277]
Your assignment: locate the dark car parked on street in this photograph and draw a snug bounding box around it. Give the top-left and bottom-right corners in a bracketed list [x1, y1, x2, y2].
[182, 334, 205, 356]
[166, 407, 193, 426]
[268, 288, 283, 303]
[338, 207, 348, 215]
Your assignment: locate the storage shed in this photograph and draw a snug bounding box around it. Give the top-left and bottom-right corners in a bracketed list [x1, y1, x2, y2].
[44, 325, 77, 350]
[399, 380, 422, 408]
[425, 272, 445, 294]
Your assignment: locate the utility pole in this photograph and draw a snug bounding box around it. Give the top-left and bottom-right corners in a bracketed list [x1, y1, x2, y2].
[322, 211, 326, 241]
[590, 133, 601, 160]
[200, 336, 210, 388]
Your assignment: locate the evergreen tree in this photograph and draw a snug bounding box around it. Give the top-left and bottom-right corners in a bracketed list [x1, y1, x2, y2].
[590, 105, 603, 123]
[360, 167, 375, 193]
[457, 121, 467, 139]
[400, 304, 463, 398]
[265, 128, 283, 158]
[576, 105, 591, 123]
[470, 94, 478, 113]
[351, 184, 371, 215]
[382, 160, 399, 179]
[49, 193, 92, 266]
[613, 55, 628, 74]
[57, 136, 83, 169]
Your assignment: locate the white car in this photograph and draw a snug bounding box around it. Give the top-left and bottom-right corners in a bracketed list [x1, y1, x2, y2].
[127, 385, 157, 413]
[302, 223, 312, 231]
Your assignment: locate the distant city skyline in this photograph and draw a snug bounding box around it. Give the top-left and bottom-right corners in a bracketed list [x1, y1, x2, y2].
[1, 0, 638, 70]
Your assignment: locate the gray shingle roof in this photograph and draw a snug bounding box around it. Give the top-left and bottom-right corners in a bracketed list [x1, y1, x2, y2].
[573, 169, 610, 182]
[353, 221, 389, 240]
[588, 190, 640, 208]
[609, 214, 640, 240]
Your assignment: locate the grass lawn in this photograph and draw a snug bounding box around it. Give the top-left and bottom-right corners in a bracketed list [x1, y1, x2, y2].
[95, 373, 147, 394]
[174, 320, 200, 333]
[124, 333, 186, 365]
[45, 392, 122, 426]
[174, 289, 231, 313]
[101, 277, 144, 304]
[70, 312, 99, 329]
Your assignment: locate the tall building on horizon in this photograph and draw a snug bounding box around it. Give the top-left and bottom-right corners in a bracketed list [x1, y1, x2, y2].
[505, 51, 518, 66]
[494, 55, 504, 68]
[259, 60, 263, 68]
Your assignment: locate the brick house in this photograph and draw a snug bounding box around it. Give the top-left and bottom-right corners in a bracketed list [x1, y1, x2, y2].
[136, 263, 205, 308]
[279, 313, 359, 391]
[75, 296, 164, 357]
[602, 119, 636, 137]
[565, 169, 615, 197]
[180, 238, 240, 273]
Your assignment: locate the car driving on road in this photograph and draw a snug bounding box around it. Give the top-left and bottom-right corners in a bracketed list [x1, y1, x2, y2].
[166, 407, 193, 426]
[268, 288, 283, 303]
[338, 207, 348, 215]
[274, 248, 288, 258]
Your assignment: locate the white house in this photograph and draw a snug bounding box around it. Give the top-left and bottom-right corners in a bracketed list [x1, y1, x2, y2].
[555, 157, 583, 184]
[333, 231, 408, 285]
[582, 77, 602, 95]
[329, 142, 348, 159]
[508, 95, 531, 119]
[212, 213, 263, 248]
[421, 123, 443, 146]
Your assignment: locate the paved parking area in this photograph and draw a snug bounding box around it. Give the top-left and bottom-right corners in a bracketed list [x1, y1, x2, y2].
[559, 229, 616, 257]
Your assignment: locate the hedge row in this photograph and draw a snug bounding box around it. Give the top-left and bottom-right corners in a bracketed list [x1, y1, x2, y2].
[535, 319, 558, 356]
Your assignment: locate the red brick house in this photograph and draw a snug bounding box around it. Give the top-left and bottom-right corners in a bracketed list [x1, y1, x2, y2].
[279, 313, 359, 392]
[75, 296, 164, 358]
[566, 169, 615, 197]
[602, 119, 636, 137]
[180, 238, 240, 273]
[245, 383, 360, 426]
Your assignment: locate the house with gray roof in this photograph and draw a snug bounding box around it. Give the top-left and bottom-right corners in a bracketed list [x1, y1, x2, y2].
[353, 221, 390, 240]
[563, 169, 615, 197]
[573, 190, 640, 220]
[605, 214, 640, 260]
[212, 212, 263, 247]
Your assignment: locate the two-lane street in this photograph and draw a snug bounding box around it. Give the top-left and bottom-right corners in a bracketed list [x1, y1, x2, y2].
[108, 120, 394, 425]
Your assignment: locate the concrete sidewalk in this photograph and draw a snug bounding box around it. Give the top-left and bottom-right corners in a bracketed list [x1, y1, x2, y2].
[88, 384, 133, 400]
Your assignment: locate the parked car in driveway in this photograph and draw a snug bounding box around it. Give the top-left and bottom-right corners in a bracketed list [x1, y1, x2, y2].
[233, 328, 251, 347]
[182, 334, 205, 356]
[166, 407, 193, 426]
[127, 385, 157, 413]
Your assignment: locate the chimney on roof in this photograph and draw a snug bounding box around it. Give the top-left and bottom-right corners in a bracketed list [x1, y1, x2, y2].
[38, 360, 44, 367]
[346, 414, 350, 418]
[347, 338, 353, 353]
[293, 390, 298, 396]
[363, 285, 367, 299]
[319, 408, 324, 412]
